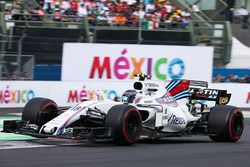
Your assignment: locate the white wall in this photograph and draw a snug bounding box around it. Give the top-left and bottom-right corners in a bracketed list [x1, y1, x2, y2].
[0, 81, 249, 108]
[227, 37, 250, 68]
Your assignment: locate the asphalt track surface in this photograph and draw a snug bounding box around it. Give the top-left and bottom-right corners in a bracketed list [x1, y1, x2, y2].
[0, 108, 250, 167]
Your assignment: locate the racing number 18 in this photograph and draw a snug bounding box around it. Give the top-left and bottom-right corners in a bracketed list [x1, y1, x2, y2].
[71, 104, 82, 112]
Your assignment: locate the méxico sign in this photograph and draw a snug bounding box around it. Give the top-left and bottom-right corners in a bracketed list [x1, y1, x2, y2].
[62, 44, 213, 82]
[1, 82, 250, 108]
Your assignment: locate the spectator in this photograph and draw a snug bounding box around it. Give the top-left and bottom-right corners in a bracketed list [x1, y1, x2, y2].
[12, 72, 17, 80]
[146, 14, 159, 29]
[239, 74, 249, 83]
[180, 9, 191, 28]
[96, 11, 109, 26]
[125, 0, 137, 5]
[60, 0, 71, 14]
[78, 3, 88, 17]
[69, 0, 78, 15]
[3, 3, 15, 31]
[20, 72, 29, 80]
[163, 1, 173, 14]
[12, 0, 22, 20]
[191, 1, 201, 13]
[121, 1, 130, 12]
[238, 6, 249, 29]
[145, 1, 155, 13]
[213, 73, 250, 83]
[213, 74, 222, 83]
[4, 4, 13, 21]
[233, 7, 241, 23]
[43, 0, 54, 13]
[132, 5, 145, 18]
[34, 7, 45, 21]
[6, 0, 191, 30]
[24, 6, 43, 21]
[53, 8, 61, 21]
[112, 12, 127, 26]
[238, 6, 249, 17]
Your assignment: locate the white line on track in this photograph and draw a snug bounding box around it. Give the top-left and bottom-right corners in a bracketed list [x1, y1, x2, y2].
[0, 143, 56, 150]
[6, 113, 22, 116]
[0, 140, 86, 150]
[243, 111, 250, 118]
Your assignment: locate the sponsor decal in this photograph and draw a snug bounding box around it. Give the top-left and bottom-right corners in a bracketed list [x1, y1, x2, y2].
[89, 49, 185, 81]
[144, 100, 153, 103]
[190, 88, 219, 96]
[168, 113, 186, 125]
[156, 96, 178, 107]
[144, 83, 159, 87]
[134, 97, 141, 104]
[162, 115, 168, 120]
[67, 86, 117, 103]
[166, 80, 190, 100]
[0, 85, 35, 104]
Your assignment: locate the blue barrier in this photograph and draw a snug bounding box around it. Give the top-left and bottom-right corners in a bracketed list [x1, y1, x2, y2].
[34, 65, 61, 81]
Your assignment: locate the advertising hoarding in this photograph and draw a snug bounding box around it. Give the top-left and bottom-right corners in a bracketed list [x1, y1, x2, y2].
[1, 81, 250, 108]
[62, 43, 213, 82]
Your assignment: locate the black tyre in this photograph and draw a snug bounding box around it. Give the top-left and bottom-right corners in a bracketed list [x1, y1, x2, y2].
[22, 97, 58, 126]
[208, 105, 244, 142]
[105, 105, 142, 145]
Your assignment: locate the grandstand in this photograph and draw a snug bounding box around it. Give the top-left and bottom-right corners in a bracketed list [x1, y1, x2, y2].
[0, 0, 248, 81]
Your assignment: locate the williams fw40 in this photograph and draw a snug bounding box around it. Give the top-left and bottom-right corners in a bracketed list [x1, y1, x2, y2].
[3, 74, 244, 145]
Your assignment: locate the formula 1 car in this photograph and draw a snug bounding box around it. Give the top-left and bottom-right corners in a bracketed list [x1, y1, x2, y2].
[2, 74, 244, 145]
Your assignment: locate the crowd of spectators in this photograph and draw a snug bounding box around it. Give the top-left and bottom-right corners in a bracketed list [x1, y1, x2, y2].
[4, 0, 45, 21]
[213, 74, 250, 83]
[3, 0, 192, 29]
[227, 5, 249, 29]
[232, 6, 249, 23]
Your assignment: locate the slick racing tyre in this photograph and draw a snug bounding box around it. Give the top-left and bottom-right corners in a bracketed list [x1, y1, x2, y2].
[22, 97, 58, 126]
[208, 105, 244, 142]
[105, 105, 142, 145]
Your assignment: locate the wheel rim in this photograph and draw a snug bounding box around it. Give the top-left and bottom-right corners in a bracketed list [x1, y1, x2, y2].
[125, 112, 141, 139]
[127, 115, 139, 137]
[231, 113, 244, 137]
[39, 103, 58, 125]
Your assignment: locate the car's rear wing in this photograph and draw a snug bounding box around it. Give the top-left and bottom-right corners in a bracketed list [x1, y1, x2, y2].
[189, 80, 208, 88]
[165, 79, 231, 105]
[189, 88, 231, 105]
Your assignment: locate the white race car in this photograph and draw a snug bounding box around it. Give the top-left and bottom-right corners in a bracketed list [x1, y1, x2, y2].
[3, 74, 244, 145]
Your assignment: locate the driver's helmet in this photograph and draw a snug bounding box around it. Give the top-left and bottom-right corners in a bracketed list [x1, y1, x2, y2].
[122, 90, 137, 103]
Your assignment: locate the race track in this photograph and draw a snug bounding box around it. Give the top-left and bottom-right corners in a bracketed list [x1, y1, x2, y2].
[0, 108, 250, 167]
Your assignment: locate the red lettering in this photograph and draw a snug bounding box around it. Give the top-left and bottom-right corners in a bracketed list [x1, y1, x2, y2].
[247, 92, 250, 104]
[68, 90, 78, 103]
[89, 56, 111, 79]
[0, 91, 2, 103]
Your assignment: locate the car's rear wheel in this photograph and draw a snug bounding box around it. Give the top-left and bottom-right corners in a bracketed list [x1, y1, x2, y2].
[22, 97, 58, 126]
[208, 105, 244, 142]
[105, 105, 142, 145]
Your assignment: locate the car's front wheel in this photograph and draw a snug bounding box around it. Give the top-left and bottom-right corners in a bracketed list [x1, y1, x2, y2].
[22, 97, 59, 126]
[105, 104, 142, 145]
